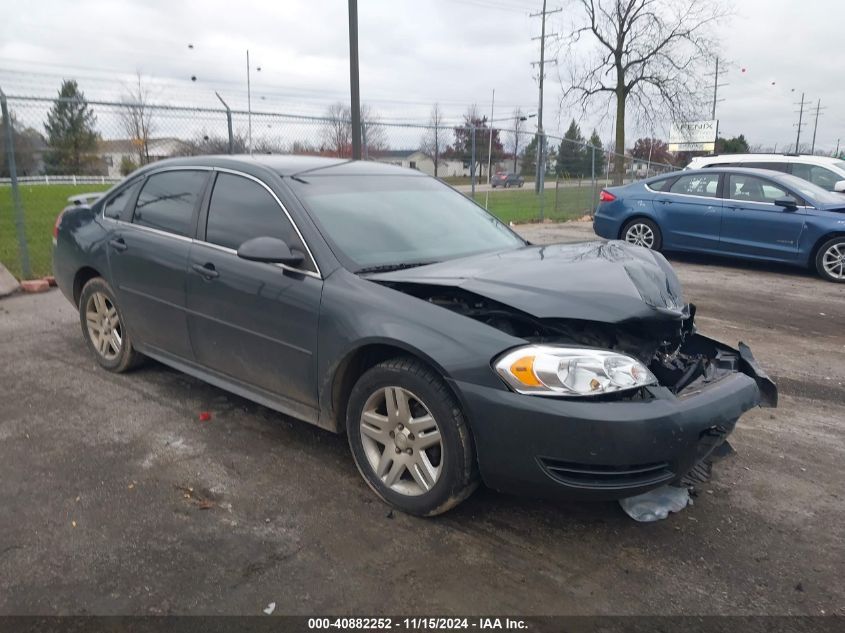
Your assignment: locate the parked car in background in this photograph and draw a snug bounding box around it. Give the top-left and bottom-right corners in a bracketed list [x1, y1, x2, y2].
[593, 167, 845, 282]
[686, 153, 845, 194]
[490, 172, 524, 188]
[52, 156, 775, 516]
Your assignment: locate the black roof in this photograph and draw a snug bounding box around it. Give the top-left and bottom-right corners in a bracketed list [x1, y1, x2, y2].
[135, 154, 422, 178]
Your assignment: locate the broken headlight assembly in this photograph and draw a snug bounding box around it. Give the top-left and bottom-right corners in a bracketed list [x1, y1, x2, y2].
[494, 345, 658, 397]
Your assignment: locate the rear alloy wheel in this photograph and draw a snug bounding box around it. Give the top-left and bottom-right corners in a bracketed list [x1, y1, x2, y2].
[816, 237, 845, 282]
[78, 277, 143, 372]
[346, 357, 478, 516]
[622, 218, 662, 250]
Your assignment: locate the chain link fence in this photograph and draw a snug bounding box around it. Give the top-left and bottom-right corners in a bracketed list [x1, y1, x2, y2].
[1, 93, 676, 279]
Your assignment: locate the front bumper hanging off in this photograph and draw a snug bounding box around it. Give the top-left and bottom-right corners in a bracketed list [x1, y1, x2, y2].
[458, 339, 777, 501]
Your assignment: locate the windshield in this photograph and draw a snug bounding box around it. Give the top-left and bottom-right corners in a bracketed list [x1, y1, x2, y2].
[289, 175, 525, 270]
[777, 173, 845, 204]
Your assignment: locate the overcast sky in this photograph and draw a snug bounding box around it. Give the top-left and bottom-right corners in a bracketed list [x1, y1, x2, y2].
[1, 0, 843, 153]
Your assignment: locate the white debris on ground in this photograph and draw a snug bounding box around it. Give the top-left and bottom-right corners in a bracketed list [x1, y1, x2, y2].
[619, 485, 692, 522]
[263, 602, 276, 615]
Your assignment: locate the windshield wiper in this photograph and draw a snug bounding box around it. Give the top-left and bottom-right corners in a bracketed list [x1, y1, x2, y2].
[356, 261, 440, 274]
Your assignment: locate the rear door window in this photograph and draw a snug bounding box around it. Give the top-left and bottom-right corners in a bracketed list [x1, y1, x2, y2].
[132, 170, 209, 237]
[790, 164, 840, 190]
[669, 174, 720, 197]
[204, 172, 314, 271]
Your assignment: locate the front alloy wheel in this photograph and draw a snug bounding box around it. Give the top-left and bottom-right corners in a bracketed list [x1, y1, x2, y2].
[360, 386, 443, 495]
[347, 357, 478, 516]
[816, 237, 845, 282]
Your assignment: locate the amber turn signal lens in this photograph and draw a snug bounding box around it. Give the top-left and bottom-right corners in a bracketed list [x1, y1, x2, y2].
[509, 355, 542, 387]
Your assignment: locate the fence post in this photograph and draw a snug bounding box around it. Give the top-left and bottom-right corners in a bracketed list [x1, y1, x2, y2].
[591, 145, 597, 215]
[215, 92, 234, 154]
[0, 88, 32, 279]
[470, 126, 476, 198]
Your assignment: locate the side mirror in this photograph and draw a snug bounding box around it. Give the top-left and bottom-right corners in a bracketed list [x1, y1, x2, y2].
[773, 196, 798, 210]
[237, 236, 304, 266]
[834, 180, 845, 193]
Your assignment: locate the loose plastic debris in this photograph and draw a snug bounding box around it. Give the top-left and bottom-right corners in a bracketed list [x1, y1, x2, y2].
[618, 485, 691, 522]
[263, 602, 276, 615]
[198, 412, 212, 422]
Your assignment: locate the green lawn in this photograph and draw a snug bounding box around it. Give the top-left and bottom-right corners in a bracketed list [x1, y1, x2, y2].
[1, 183, 112, 279]
[1, 182, 596, 280]
[473, 185, 597, 224]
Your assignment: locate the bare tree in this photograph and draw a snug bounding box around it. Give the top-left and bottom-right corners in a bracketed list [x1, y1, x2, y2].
[506, 108, 527, 173]
[119, 72, 156, 166]
[419, 103, 450, 177]
[321, 102, 387, 158]
[321, 102, 352, 157]
[361, 104, 388, 158]
[560, 0, 725, 182]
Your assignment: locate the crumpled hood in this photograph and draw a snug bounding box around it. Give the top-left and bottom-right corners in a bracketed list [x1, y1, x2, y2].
[368, 241, 687, 323]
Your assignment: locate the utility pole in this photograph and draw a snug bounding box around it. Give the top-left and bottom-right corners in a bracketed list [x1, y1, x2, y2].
[794, 92, 806, 154]
[246, 49, 252, 154]
[810, 98, 825, 155]
[486, 89, 495, 183]
[348, 0, 362, 160]
[530, 0, 561, 205]
[705, 57, 727, 150]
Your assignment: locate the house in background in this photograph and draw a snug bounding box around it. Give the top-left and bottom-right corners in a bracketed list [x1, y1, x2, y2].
[373, 149, 515, 179]
[98, 138, 189, 178]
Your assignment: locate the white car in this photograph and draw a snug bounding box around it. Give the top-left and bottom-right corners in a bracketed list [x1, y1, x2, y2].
[686, 154, 845, 193]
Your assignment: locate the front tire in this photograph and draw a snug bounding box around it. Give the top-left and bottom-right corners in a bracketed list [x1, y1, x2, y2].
[78, 277, 143, 372]
[346, 357, 478, 516]
[815, 237, 845, 283]
[622, 217, 663, 251]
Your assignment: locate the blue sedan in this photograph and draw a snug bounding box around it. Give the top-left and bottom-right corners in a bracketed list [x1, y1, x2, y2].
[593, 167, 845, 282]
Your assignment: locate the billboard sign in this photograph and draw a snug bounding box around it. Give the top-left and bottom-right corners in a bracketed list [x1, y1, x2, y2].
[668, 120, 717, 152]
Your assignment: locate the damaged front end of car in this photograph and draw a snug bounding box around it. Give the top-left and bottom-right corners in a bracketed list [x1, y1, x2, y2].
[367, 241, 777, 496]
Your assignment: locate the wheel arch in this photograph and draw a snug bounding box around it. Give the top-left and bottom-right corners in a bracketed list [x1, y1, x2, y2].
[326, 340, 468, 435]
[808, 231, 845, 268]
[72, 266, 103, 306]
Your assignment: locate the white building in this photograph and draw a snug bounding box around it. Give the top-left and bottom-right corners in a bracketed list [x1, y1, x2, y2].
[98, 138, 189, 178]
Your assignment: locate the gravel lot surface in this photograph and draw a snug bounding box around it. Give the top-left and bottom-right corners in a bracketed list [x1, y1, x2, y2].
[1, 221, 842, 615]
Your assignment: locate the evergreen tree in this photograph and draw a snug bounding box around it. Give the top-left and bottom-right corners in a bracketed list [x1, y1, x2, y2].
[520, 136, 538, 176]
[555, 120, 586, 177]
[581, 129, 604, 177]
[43, 80, 99, 175]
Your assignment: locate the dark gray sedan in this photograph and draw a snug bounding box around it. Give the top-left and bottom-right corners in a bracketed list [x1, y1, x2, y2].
[53, 156, 776, 516]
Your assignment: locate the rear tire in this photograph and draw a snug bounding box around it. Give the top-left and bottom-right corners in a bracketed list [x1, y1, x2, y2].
[78, 277, 144, 372]
[815, 237, 845, 283]
[346, 357, 478, 516]
[621, 217, 663, 251]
